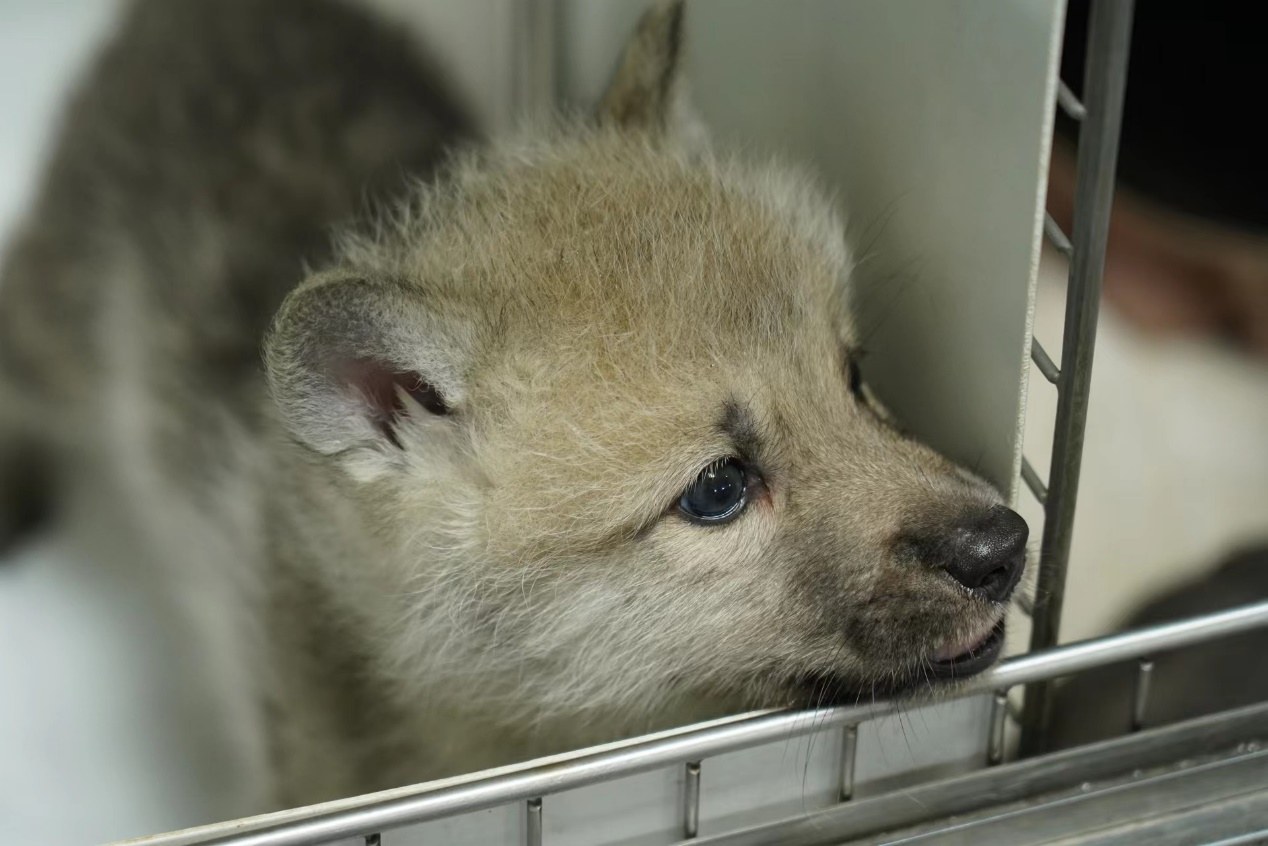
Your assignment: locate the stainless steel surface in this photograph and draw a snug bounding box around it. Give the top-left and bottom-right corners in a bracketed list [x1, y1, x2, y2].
[1047, 790, 1268, 846]
[1202, 828, 1268, 846]
[1003, 601, 1268, 683]
[854, 749, 1268, 845]
[1131, 659, 1154, 733]
[988, 690, 1009, 766]
[839, 724, 859, 802]
[132, 601, 1268, 846]
[1022, 0, 1135, 757]
[526, 798, 542, 846]
[684, 702, 1268, 845]
[683, 762, 701, 840]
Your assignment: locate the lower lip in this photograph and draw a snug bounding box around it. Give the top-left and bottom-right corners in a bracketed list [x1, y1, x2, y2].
[928, 620, 1007, 680]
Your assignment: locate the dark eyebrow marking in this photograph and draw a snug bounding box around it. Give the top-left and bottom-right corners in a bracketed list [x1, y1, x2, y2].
[719, 398, 763, 462]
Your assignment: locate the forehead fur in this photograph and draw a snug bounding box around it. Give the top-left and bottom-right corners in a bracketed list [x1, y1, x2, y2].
[339, 126, 854, 360]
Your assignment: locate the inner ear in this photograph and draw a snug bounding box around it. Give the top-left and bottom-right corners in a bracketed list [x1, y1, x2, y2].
[335, 357, 450, 449]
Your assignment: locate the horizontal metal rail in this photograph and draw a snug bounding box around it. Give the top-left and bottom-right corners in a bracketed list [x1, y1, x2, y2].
[685, 702, 1268, 845]
[127, 599, 1268, 846]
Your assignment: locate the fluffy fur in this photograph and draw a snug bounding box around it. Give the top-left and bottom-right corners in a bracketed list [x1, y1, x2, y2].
[0, 0, 1023, 810]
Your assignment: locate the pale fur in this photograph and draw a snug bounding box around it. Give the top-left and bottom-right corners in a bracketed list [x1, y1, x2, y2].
[0, 0, 1021, 811]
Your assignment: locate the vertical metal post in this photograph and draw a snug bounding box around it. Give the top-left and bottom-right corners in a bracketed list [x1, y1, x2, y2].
[988, 690, 1010, 765]
[838, 723, 859, 802]
[526, 797, 543, 846]
[1020, 0, 1134, 757]
[1131, 659, 1154, 732]
[683, 761, 702, 839]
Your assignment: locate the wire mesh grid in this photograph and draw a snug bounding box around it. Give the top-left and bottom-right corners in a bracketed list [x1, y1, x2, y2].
[120, 2, 1268, 844]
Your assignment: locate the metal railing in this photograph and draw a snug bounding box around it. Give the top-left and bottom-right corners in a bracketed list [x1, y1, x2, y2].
[126, 599, 1268, 846]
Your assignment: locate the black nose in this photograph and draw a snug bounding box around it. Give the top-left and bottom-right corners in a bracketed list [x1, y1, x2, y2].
[917, 506, 1028, 602]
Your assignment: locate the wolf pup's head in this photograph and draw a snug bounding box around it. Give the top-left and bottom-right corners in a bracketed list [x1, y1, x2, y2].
[265, 1, 1027, 737]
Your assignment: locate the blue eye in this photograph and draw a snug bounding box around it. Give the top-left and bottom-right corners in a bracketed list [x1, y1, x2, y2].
[679, 458, 748, 524]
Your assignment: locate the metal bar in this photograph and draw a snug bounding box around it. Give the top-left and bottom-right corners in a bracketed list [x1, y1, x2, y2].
[1065, 791, 1268, 846]
[140, 600, 1268, 846]
[858, 749, 1268, 846]
[685, 703, 1268, 846]
[526, 798, 542, 846]
[1021, 0, 1135, 758]
[1021, 457, 1048, 504]
[683, 762, 701, 839]
[1043, 212, 1074, 257]
[1131, 659, 1154, 733]
[1030, 338, 1061, 384]
[839, 724, 859, 801]
[1203, 829, 1268, 846]
[1057, 80, 1087, 121]
[988, 690, 1009, 765]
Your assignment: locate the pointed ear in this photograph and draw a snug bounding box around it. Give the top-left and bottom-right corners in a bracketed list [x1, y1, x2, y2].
[264, 271, 473, 476]
[596, 0, 705, 144]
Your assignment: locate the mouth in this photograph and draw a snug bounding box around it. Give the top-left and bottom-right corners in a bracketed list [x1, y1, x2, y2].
[783, 619, 1009, 708]
[786, 619, 1008, 707]
[927, 619, 1007, 680]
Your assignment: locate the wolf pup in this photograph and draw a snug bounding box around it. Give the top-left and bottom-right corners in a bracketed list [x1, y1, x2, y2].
[0, 0, 1028, 810]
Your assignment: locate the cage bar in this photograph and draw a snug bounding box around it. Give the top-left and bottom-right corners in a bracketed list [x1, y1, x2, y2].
[1022, 457, 1049, 504]
[1132, 659, 1154, 733]
[1043, 212, 1074, 257]
[1030, 338, 1061, 384]
[526, 798, 543, 846]
[1020, 0, 1135, 757]
[683, 761, 701, 839]
[1057, 80, 1087, 121]
[839, 723, 860, 802]
[988, 690, 1010, 765]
